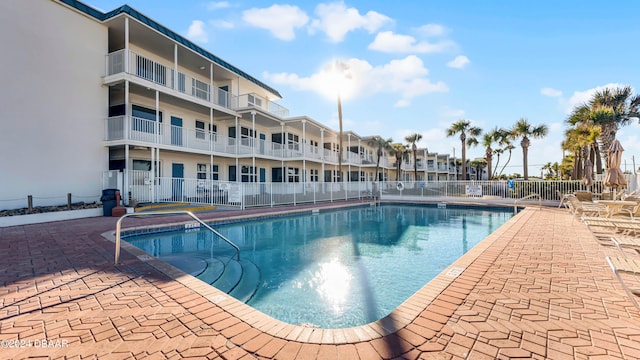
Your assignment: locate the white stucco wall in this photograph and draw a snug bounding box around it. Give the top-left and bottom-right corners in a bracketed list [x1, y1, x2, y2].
[0, 1, 108, 210]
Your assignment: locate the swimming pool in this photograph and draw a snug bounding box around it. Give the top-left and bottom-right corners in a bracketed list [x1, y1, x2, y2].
[125, 204, 512, 328]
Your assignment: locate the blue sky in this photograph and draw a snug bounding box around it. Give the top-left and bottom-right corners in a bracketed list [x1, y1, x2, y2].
[88, 0, 640, 176]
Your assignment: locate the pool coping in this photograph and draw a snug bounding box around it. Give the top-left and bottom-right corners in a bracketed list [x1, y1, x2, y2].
[102, 201, 526, 344]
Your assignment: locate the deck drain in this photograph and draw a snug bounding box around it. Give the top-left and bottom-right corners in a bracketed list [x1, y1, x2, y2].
[137, 255, 154, 261]
[446, 267, 465, 278]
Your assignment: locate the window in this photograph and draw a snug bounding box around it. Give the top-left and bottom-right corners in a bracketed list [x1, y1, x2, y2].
[241, 166, 256, 182]
[324, 170, 340, 182]
[193, 78, 210, 101]
[196, 121, 217, 140]
[287, 167, 300, 183]
[197, 164, 207, 180]
[272, 133, 283, 144]
[195, 121, 205, 140]
[272, 167, 283, 183]
[229, 165, 236, 182]
[287, 133, 299, 150]
[132, 160, 160, 184]
[211, 165, 219, 180]
[240, 127, 255, 146]
[310, 169, 318, 182]
[132, 105, 162, 133]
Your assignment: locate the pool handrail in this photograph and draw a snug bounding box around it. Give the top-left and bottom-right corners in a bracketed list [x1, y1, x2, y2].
[114, 210, 240, 264]
[513, 193, 542, 214]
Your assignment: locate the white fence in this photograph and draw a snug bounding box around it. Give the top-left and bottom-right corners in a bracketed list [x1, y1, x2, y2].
[104, 170, 640, 209]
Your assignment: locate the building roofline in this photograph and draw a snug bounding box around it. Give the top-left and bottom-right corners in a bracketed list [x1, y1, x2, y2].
[57, 0, 283, 99]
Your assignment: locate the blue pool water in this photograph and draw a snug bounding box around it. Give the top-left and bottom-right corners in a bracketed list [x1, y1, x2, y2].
[126, 204, 512, 328]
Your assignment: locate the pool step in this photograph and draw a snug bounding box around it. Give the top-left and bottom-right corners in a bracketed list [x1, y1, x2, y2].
[196, 257, 225, 285]
[229, 259, 261, 303]
[211, 258, 242, 293]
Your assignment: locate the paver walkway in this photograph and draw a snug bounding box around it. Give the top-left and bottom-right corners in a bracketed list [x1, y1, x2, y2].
[0, 204, 639, 359]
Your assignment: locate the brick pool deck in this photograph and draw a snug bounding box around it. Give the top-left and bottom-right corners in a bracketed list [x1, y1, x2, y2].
[1, 204, 639, 359]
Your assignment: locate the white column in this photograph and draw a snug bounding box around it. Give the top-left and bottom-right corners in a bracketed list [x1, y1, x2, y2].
[124, 18, 129, 73]
[210, 107, 214, 206]
[281, 122, 285, 182]
[124, 80, 130, 202]
[302, 119, 306, 183]
[251, 111, 256, 182]
[320, 129, 325, 183]
[210, 63, 214, 104]
[235, 116, 239, 182]
[347, 134, 351, 182]
[173, 44, 178, 90]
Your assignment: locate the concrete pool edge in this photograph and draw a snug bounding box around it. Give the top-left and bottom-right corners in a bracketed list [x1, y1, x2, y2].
[105, 202, 529, 344]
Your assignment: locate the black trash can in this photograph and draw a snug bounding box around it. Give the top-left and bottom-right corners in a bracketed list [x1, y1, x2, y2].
[100, 189, 119, 216]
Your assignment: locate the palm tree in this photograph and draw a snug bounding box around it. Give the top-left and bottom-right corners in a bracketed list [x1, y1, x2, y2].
[390, 143, 408, 181]
[446, 120, 482, 180]
[482, 128, 501, 180]
[405, 133, 423, 181]
[589, 86, 640, 163]
[367, 136, 393, 182]
[511, 118, 549, 180]
[567, 104, 605, 174]
[470, 159, 487, 180]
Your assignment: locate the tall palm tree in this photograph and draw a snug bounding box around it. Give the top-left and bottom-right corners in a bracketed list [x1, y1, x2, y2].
[589, 86, 640, 163]
[446, 120, 482, 180]
[390, 143, 408, 181]
[482, 127, 501, 180]
[367, 136, 393, 182]
[567, 104, 605, 174]
[405, 133, 423, 181]
[511, 118, 549, 180]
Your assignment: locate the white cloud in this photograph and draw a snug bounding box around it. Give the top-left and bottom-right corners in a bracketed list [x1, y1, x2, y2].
[210, 19, 233, 29]
[540, 87, 562, 97]
[562, 82, 626, 113]
[416, 24, 446, 37]
[309, 2, 392, 42]
[369, 31, 455, 53]
[264, 55, 447, 107]
[206, 1, 230, 11]
[186, 20, 208, 43]
[447, 55, 470, 69]
[243, 5, 309, 41]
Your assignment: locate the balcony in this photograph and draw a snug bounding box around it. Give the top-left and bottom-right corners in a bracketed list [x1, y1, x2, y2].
[106, 116, 343, 163]
[106, 50, 289, 118]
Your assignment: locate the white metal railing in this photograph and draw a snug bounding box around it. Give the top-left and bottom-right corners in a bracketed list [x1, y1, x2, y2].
[113, 175, 621, 210]
[106, 49, 289, 117]
[236, 93, 290, 118]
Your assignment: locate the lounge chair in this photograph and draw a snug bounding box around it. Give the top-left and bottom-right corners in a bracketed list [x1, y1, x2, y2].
[606, 256, 640, 310]
[567, 197, 608, 217]
[581, 216, 640, 236]
[617, 196, 640, 219]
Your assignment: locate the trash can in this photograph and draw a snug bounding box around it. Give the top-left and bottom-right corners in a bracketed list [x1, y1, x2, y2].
[100, 188, 119, 216]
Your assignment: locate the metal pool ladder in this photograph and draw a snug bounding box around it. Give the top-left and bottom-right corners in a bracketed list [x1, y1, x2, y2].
[513, 193, 542, 214]
[113, 210, 240, 265]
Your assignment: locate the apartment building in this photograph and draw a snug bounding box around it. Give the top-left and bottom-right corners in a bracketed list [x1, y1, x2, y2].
[0, 0, 458, 210]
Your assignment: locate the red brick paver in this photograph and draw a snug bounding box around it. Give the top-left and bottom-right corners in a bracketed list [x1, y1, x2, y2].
[1, 204, 639, 359]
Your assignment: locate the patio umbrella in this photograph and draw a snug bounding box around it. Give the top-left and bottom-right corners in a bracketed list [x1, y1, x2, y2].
[604, 140, 627, 199]
[582, 158, 593, 187]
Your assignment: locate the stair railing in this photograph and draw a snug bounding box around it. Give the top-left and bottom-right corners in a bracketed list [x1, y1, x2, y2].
[114, 210, 240, 264]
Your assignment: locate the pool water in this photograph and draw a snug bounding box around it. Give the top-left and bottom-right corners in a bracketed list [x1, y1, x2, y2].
[126, 205, 512, 328]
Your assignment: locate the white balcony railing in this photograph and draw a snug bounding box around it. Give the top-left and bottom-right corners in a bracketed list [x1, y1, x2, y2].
[106, 50, 289, 118]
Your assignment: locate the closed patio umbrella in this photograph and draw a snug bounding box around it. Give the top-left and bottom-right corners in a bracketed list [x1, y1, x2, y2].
[604, 140, 627, 199]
